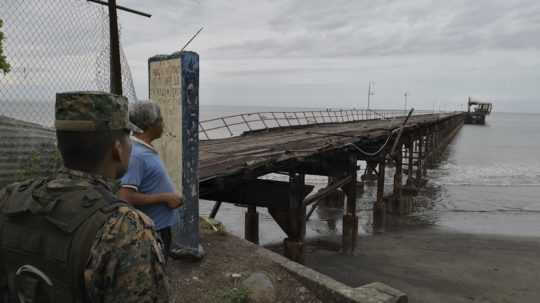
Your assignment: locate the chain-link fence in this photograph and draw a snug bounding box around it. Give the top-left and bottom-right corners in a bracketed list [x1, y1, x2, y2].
[0, 0, 138, 127]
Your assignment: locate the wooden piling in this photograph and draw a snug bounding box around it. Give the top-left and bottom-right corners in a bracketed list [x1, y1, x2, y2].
[406, 138, 415, 187]
[392, 146, 403, 214]
[245, 205, 259, 244]
[373, 159, 386, 231]
[415, 134, 424, 185]
[342, 154, 358, 254]
[284, 172, 306, 263]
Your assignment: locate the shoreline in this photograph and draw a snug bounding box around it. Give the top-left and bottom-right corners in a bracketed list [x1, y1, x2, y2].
[301, 226, 540, 303]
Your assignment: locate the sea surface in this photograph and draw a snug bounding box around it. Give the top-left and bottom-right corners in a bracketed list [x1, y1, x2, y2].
[198, 109, 540, 244]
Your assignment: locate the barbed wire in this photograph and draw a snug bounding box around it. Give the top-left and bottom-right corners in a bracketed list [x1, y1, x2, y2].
[0, 0, 138, 127]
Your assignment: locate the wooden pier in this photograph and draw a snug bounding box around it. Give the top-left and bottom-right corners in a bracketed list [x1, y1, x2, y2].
[198, 110, 465, 263]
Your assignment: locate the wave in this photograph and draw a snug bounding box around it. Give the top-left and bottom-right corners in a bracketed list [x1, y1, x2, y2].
[433, 162, 540, 188]
[442, 183, 540, 188]
[442, 208, 540, 214]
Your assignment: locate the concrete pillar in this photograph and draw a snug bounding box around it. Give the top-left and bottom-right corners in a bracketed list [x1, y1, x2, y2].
[342, 154, 358, 254]
[284, 172, 306, 263]
[373, 159, 386, 231]
[245, 205, 259, 244]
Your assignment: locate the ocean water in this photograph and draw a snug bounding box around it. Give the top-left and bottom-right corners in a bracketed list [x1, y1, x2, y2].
[419, 112, 540, 237]
[199, 109, 540, 243]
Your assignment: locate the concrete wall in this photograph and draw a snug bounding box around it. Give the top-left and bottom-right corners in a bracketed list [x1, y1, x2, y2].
[0, 115, 58, 189]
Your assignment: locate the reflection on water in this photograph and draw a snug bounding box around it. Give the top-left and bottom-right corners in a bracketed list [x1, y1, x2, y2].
[201, 112, 540, 247]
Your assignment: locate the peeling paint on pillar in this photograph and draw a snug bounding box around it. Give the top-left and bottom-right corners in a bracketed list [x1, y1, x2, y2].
[148, 51, 200, 254]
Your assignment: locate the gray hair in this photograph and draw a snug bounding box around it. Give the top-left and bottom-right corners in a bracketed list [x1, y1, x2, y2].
[129, 101, 162, 131]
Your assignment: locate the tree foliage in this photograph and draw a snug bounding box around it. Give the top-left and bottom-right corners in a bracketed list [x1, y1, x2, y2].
[0, 19, 11, 74]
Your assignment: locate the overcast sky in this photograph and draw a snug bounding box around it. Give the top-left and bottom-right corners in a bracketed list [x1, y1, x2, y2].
[119, 0, 540, 112]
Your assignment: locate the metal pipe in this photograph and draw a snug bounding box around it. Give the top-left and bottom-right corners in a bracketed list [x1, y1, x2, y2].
[87, 0, 152, 17]
[209, 201, 222, 219]
[108, 0, 122, 95]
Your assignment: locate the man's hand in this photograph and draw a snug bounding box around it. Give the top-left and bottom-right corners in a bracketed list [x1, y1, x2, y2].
[160, 193, 183, 209]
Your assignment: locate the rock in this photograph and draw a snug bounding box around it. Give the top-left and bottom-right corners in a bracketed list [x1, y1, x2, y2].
[241, 272, 276, 303]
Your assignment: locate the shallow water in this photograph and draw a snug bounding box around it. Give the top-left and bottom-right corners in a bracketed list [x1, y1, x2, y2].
[419, 112, 540, 237]
[200, 109, 540, 243]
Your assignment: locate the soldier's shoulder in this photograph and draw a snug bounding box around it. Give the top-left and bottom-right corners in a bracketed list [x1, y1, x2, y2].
[0, 178, 41, 205]
[96, 205, 156, 244]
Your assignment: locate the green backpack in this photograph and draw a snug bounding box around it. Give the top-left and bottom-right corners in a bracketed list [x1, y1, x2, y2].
[0, 177, 122, 303]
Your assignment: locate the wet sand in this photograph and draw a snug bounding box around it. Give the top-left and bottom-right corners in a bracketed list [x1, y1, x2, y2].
[303, 227, 540, 303]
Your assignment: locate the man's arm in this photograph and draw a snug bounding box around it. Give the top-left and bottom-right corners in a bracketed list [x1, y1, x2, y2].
[84, 206, 171, 303]
[119, 155, 181, 209]
[118, 188, 182, 209]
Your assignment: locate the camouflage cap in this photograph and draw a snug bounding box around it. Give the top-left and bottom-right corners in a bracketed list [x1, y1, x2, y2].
[55, 91, 141, 133]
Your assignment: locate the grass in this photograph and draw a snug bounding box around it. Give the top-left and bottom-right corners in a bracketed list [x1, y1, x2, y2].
[217, 287, 250, 303]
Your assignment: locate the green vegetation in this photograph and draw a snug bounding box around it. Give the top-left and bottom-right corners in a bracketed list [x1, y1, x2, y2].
[0, 19, 11, 74]
[217, 287, 250, 303]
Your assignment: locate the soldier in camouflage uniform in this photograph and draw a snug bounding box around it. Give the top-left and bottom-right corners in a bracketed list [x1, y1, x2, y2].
[0, 92, 171, 303]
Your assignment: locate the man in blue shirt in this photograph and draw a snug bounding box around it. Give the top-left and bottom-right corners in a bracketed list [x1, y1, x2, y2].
[119, 101, 182, 254]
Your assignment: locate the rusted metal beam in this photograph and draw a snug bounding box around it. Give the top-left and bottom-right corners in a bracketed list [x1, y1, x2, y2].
[304, 176, 353, 206]
[87, 0, 152, 17]
[202, 179, 313, 208]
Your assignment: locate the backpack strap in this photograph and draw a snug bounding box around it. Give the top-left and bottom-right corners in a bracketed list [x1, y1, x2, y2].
[70, 186, 128, 303]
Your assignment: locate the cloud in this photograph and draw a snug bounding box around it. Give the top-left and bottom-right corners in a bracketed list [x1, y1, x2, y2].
[1, 0, 539, 113]
[201, 0, 540, 58]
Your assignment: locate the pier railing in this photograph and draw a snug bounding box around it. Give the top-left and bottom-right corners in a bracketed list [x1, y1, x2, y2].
[199, 109, 415, 140]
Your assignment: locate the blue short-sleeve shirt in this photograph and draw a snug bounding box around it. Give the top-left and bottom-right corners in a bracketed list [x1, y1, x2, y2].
[120, 138, 179, 230]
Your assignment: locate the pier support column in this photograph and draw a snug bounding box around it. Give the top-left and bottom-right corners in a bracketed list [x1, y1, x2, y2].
[342, 154, 358, 254]
[434, 126, 440, 158]
[415, 134, 424, 186]
[392, 146, 403, 214]
[284, 172, 306, 263]
[425, 131, 433, 168]
[362, 161, 378, 182]
[422, 135, 428, 175]
[405, 138, 415, 188]
[373, 159, 386, 231]
[245, 205, 259, 244]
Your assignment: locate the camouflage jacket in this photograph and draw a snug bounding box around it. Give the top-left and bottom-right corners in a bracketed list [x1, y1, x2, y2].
[0, 168, 171, 303]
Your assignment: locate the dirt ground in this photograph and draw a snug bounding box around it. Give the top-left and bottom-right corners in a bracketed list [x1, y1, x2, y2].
[304, 227, 540, 303]
[167, 224, 322, 303]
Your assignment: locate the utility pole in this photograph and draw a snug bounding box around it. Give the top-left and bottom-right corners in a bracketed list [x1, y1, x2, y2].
[367, 81, 375, 110]
[87, 0, 151, 95]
